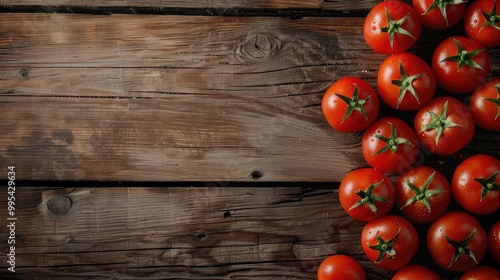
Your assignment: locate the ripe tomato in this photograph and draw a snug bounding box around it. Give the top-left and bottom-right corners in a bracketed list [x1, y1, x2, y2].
[427, 211, 487, 272]
[412, 0, 468, 30]
[469, 78, 500, 131]
[414, 97, 475, 156]
[339, 168, 395, 222]
[322, 77, 380, 133]
[432, 36, 490, 94]
[364, 1, 421, 54]
[395, 165, 451, 224]
[464, 0, 500, 48]
[362, 117, 420, 174]
[391, 264, 441, 280]
[459, 266, 500, 280]
[489, 221, 500, 264]
[361, 215, 419, 271]
[377, 52, 436, 110]
[452, 154, 500, 215]
[317, 254, 366, 280]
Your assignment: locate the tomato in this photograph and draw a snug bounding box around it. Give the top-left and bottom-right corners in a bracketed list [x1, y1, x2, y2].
[361, 215, 419, 271]
[414, 97, 475, 156]
[469, 78, 500, 131]
[427, 211, 487, 272]
[489, 221, 500, 264]
[364, 1, 421, 54]
[395, 165, 451, 223]
[464, 0, 500, 48]
[432, 36, 490, 94]
[317, 254, 366, 280]
[459, 266, 500, 280]
[412, 0, 468, 29]
[377, 52, 436, 110]
[391, 264, 441, 280]
[452, 154, 500, 215]
[322, 77, 380, 133]
[362, 117, 420, 174]
[339, 168, 395, 222]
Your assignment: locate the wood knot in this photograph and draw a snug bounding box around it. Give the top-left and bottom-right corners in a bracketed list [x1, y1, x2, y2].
[18, 68, 29, 80]
[234, 34, 280, 62]
[47, 195, 72, 215]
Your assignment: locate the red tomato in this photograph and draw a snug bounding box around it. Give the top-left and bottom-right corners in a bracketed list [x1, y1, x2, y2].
[412, 0, 467, 29]
[361, 215, 419, 271]
[469, 78, 500, 131]
[322, 77, 380, 133]
[459, 266, 500, 280]
[362, 117, 420, 174]
[364, 1, 421, 54]
[464, 0, 500, 48]
[317, 254, 366, 280]
[489, 221, 500, 264]
[339, 168, 395, 222]
[427, 211, 487, 272]
[377, 52, 436, 110]
[395, 165, 451, 223]
[432, 36, 490, 94]
[452, 154, 500, 215]
[414, 97, 475, 156]
[392, 264, 441, 280]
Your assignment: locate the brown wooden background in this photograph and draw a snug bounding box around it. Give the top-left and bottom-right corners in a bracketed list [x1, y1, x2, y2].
[0, 0, 499, 279]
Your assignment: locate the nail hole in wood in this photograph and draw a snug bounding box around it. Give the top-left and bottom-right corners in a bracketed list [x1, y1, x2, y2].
[223, 210, 232, 218]
[197, 233, 208, 240]
[251, 171, 263, 180]
[47, 195, 72, 215]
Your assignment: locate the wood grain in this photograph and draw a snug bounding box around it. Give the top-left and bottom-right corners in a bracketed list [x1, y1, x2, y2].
[0, 186, 393, 280]
[0, 0, 384, 13]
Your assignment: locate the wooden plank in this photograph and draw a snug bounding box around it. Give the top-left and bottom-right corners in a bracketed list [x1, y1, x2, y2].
[1, 13, 499, 182]
[0, 186, 393, 279]
[0, 0, 383, 13]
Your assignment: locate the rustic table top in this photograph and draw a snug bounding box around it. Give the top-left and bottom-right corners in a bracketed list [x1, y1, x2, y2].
[0, 1, 499, 279]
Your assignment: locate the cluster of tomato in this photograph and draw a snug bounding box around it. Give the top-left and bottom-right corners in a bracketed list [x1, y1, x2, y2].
[318, 0, 499, 279]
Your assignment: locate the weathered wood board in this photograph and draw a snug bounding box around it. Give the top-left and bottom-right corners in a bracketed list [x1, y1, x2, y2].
[1, 13, 498, 182]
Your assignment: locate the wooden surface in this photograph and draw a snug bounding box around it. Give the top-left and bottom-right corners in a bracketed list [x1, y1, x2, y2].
[0, 1, 499, 279]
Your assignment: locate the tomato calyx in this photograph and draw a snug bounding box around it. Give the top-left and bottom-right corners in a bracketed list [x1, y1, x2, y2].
[380, 7, 416, 50]
[374, 122, 415, 154]
[423, 0, 468, 27]
[368, 228, 401, 263]
[441, 38, 486, 72]
[474, 171, 500, 201]
[485, 84, 500, 120]
[480, 2, 500, 32]
[391, 60, 421, 108]
[335, 84, 371, 123]
[349, 180, 392, 214]
[444, 227, 479, 267]
[419, 101, 460, 145]
[401, 171, 443, 212]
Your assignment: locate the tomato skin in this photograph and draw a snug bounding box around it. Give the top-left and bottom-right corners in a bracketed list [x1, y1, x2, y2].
[322, 77, 380, 133]
[362, 117, 420, 174]
[339, 168, 395, 222]
[414, 97, 475, 156]
[452, 154, 500, 215]
[459, 266, 500, 280]
[364, 1, 421, 54]
[427, 211, 487, 272]
[377, 52, 436, 110]
[489, 221, 500, 264]
[361, 215, 419, 271]
[469, 78, 500, 131]
[412, 0, 467, 30]
[432, 36, 490, 94]
[464, 0, 500, 48]
[391, 264, 441, 280]
[395, 165, 451, 224]
[317, 254, 366, 280]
